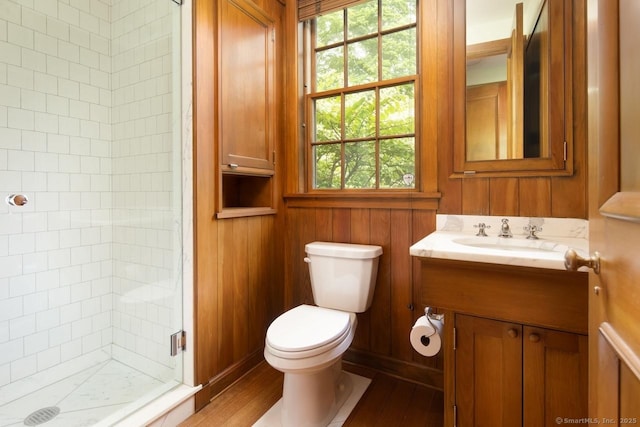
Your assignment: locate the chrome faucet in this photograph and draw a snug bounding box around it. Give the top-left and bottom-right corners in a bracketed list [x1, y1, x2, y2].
[498, 218, 513, 238]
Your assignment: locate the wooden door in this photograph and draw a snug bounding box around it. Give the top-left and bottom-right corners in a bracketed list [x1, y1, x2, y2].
[455, 315, 523, 427]
[523, 327, 588, 426]
[466, 82, 508, 161]
[219, 0, 275, 171]
[587, 0, 640, 423]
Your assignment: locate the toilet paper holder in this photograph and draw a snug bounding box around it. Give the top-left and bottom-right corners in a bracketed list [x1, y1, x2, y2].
[424, 306, 444, 322]
[410, 307, 444, 357]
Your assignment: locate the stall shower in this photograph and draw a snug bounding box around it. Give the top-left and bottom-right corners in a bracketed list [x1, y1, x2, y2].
[0, 0, 186, 425]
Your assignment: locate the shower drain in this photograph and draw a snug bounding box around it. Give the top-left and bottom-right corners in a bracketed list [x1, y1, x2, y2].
[23, 406, 61, 426]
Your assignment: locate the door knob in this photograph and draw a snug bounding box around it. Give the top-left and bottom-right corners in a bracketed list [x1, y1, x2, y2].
[507, 328, 518, 338]
[529, 333, 540, 343]
[564, 248, 600, 274]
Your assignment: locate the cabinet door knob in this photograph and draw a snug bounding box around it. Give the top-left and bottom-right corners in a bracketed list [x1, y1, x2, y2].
[529, 333, 540, 343]
[507, 328, 518, 338]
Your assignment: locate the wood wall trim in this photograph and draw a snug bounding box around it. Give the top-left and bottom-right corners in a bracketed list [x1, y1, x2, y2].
[449, 167, 574, 179]
[216, 207, 277, 219]
[284, 192, 441, 210]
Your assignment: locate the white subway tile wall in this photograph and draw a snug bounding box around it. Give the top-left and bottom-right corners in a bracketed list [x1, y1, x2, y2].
[0, 0, 179, 389]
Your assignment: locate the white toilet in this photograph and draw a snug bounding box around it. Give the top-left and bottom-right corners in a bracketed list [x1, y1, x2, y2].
[264, 241, 383, 427]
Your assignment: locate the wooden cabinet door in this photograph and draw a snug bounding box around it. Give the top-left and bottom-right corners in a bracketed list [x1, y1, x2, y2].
[455, 315, 523, 427]
[523, 327, 588, 426]
[219, 0, 275, 171]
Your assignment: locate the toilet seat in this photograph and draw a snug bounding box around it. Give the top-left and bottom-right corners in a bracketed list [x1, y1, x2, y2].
[266, 305, 352, 360]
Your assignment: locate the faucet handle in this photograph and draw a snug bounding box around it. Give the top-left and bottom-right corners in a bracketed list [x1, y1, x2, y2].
[524, 224, 542, 240]
[474, 223, 490, 237]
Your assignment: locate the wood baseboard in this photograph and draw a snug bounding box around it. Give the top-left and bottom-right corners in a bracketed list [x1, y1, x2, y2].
[194, 350, 265, 411]
[344, 348, 444, 391]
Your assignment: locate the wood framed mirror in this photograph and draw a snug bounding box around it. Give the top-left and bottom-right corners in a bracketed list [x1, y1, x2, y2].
[452, 0, 575, 177]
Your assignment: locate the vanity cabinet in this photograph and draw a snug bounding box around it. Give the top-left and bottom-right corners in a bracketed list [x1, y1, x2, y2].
[418, 257, 589, 426]
[455, 314, 587, 427]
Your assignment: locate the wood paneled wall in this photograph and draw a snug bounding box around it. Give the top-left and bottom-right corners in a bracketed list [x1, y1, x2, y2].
[216, 217, 283, 367]
[193, 0, 285, 409]
[285, 206, 443, 388]
[193, 214, 284, 409]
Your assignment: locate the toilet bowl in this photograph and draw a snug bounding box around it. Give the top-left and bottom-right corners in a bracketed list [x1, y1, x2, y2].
[263, 242, 382, 427]
[265, 305, 356, 371]
[264, 305, 357, 426]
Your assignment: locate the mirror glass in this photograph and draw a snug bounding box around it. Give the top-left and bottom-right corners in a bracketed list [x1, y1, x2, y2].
[465, 0, 547, 161]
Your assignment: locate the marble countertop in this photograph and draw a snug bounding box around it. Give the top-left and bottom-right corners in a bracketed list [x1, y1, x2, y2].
[410, 215, 590, 271]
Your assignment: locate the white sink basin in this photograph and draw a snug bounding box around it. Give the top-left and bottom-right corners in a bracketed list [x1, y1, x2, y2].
[410, 215, 590, 270]
[452, 237, 570, 254]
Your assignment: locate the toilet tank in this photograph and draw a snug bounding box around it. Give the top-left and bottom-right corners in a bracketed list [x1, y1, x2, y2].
[305, 242, 383, 313]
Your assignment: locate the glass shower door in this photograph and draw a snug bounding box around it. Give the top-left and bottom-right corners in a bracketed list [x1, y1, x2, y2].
[0, 0, 184, 424]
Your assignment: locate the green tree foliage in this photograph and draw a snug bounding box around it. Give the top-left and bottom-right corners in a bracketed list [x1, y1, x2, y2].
[314, 144, 341, 189]
[314, 96, 341, 142]
[380, 138, 415, 188]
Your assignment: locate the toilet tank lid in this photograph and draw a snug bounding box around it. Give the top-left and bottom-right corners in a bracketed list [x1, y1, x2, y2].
[305, 241, 383, 259]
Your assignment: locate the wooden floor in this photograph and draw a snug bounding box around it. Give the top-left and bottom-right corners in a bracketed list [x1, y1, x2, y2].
[179, 362, 444, 427]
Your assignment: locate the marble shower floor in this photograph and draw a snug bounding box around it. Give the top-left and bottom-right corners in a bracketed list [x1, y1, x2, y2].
[0, 359, 167, 427]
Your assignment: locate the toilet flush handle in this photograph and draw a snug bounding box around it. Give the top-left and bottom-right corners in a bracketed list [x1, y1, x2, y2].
[304, 257, 311, 263]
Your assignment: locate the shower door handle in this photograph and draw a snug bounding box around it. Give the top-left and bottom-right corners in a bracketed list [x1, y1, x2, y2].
[6, 194, 28, 206]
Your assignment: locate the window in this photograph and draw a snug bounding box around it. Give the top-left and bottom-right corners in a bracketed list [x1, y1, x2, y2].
[307, 0, 418, 190]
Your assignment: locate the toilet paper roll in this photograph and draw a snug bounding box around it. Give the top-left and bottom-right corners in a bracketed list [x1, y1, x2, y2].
[410, 315, 443, 357]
